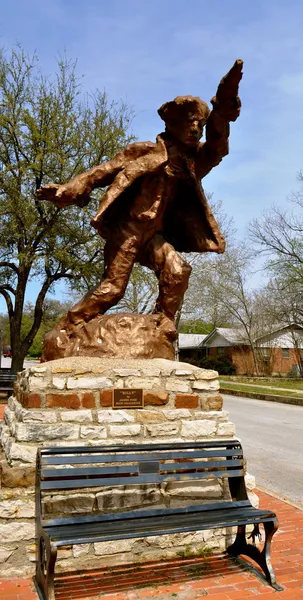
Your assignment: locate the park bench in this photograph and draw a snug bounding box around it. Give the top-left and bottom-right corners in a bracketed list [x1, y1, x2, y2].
[0, 368, 16, 397]
[35, 440, 281, 600]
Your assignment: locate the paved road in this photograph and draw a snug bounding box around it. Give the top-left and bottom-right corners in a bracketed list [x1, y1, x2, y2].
[223, 394, 303, 508]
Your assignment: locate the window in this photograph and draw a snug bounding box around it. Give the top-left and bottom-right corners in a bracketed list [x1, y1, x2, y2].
[282, 348, 289, 358]
[217, 347, 225, 356]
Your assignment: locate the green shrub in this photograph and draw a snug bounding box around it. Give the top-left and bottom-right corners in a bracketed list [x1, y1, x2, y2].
[198, 355, 236, 375]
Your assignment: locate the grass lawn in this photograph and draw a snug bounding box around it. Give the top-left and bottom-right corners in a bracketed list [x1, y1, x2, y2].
[219, 380, 303, 397]
[220, 376, 303, 391]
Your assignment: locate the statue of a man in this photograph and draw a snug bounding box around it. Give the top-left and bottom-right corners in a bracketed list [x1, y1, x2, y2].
[38, 60, 242, 329]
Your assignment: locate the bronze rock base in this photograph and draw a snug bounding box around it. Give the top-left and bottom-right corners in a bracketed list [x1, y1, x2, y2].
[42, 312, 177, 362]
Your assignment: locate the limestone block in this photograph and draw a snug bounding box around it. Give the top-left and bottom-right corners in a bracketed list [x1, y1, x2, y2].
[28, 376, 48, 391]
[194, 369, 218, 381]
[144, 533, 183, 549]
[94, 538, 136, 555]
[67, 377, 113, 390]
[0, 546, 17, 563]
[194, 411, 228, 422]
[29, 366, 47, 374]
[140, 366, 161, 377]
[60, 410, 93, 423]
[0, 522, 35, 542]
[181, 419, 216, 438]
[245, 473, 256, 491]
[43, 493, 95, 515]
[216, 422, 236, 436]
[165, 380, 191, 393]
[145, 423, 179, 437]
[174, 369, 195, 377]
[0, 423, 10, 447]
[200, 394, 224, 411]
[136, 410, 167, 423]
[112, 369, 141, 376]
[108, 424, 141, 437]
[0, 498, 35, 518]
[165, 480, 222, 498]
[96, 485, 161, 511]
[192, 380, 219, 391]
[6, 443, 37, 464]
[15, 423, 80, 442]
[8, 396, 19, 412]
[4, 407, 16, 435]
[125, 377, 161, 389]
[97, 410, 134, 423]
[163, 409, 191, 420]
[80, 426, 107, 439]
[72, 544, 91, 558]
[248, 490, 259, 508]
[19, 409, 57, 423]
[0, 463, 35, 488]
[52, 377, 66, 390]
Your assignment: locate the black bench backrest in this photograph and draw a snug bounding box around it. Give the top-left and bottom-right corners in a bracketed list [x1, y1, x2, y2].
[37, 440, 246, 500]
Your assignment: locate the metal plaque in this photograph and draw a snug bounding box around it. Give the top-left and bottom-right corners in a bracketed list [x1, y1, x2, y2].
[113, 388, 144, 409]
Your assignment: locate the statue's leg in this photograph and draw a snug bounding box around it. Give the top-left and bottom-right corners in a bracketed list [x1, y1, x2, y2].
[68, 233, 139, 325]
[141, 235, 192, 319]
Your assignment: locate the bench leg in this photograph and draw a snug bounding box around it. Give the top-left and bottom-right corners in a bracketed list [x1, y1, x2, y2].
[35, 536, 57, 600]
[226, 521, 282, 590]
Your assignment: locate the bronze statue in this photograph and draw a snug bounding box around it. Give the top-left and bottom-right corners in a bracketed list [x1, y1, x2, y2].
[38, 60, 243, 361]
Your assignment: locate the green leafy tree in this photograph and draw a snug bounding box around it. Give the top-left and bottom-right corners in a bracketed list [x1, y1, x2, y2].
[0, 46, 134, 372]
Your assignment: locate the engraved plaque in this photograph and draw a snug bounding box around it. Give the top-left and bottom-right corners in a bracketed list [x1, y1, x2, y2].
[113, 388, 144, 409]
[139, 461, 160, 474]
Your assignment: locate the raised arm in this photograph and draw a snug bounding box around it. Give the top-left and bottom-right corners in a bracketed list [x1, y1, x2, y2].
[197, 59, 243, 179]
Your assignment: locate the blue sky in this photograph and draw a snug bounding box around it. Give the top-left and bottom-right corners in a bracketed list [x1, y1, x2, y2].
[1, 0, 303, 310]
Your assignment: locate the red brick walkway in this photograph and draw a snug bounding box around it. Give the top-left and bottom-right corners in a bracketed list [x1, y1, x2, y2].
[0, 403, 302, 598]
[0, 490, 302, 599]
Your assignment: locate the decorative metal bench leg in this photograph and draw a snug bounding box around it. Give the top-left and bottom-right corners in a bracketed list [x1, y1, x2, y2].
[35, 537, 57, 600]
[226, 521, 282, 591]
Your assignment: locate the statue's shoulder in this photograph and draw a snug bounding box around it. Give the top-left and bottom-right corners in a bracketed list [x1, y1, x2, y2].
[124, 140, 158, 158]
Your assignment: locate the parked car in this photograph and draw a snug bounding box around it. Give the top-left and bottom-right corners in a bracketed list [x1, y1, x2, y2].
[2, 346, 12, 358]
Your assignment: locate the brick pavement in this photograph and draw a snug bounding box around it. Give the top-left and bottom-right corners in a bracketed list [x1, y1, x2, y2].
[1, 490, 302, 599]
[0, 401, 302, 599]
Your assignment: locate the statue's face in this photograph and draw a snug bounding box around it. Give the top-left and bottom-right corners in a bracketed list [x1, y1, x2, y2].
[167, 113, 205, 147]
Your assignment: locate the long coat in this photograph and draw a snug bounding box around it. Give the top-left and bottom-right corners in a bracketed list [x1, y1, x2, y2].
[87, 131, 226, 255]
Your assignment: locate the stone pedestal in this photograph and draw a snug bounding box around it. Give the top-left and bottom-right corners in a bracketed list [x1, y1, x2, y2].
[0, 357, 256, 576]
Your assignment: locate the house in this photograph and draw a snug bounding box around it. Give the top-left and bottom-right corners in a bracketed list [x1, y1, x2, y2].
[178, 333, 207, 364]
[256, 324, 303, 376]
[202, 327, 252, 374]
[178, 324, 303, 375]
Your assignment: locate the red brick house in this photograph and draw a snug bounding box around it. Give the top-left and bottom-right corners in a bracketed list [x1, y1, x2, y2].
[179, 325, 303, 376]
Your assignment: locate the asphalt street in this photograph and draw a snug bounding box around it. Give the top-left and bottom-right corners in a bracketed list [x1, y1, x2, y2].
[223, 394, 303, 508]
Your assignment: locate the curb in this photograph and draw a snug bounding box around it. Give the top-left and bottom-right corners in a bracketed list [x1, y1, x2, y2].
[220, 386, 303, 406]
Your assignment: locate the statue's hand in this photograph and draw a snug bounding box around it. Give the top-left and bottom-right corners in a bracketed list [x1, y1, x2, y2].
[211, 59, 243, 122]
[36, 183, 65, 207]
[36, 182, 90, 208]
